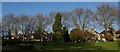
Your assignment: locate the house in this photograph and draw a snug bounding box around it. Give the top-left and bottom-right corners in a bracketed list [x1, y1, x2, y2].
[33, 31, 53, 42]
[100, 28, 117, 42]
[85, 28, 100, 42]
[116, 30, 120, 42]
[116, 30, 120, 36]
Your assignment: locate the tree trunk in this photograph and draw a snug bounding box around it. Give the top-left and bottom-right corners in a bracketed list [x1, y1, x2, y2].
[8, 30, 11, 39]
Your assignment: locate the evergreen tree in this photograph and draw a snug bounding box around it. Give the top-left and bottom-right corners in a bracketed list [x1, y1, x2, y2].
[52, 12, 62, 32]
[52, 12, 62, 42]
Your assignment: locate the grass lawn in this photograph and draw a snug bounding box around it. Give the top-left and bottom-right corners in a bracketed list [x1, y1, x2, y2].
[2, 42, 120, 52]
[34, 42, 120, 50]
[92, 42, 119, 50]
[82, 42, 119, 50]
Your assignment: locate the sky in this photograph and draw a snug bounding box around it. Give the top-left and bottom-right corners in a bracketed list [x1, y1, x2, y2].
[2, 2, 118, 33]
[0, 2, 1, 21]
[2, 0, 120, 2]
[2, 2, 118, 16]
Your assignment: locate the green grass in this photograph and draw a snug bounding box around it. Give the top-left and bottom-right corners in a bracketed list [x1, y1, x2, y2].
[2, 42, 120, 51]
[93, 42, 119, 50]
[81, 42, 119, 50]
[34, 42, 120, 50]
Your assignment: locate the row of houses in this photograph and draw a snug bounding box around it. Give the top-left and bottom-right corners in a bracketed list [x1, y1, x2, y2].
[85, 28, 120, 42]
[2, 28, 120, 42]
[2, 31, 53, 42]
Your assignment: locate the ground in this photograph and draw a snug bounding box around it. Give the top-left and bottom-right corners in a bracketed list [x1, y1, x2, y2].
[2, 42, 120, 52]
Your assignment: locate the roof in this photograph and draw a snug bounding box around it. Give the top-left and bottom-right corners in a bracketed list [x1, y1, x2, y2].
[116, 30, 120, 34]
[100, 29, 120, 35]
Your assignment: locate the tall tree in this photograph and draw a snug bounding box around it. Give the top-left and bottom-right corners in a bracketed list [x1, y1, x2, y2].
[72, 8, 83, 29]
[19, 14, 29, 35]
[60, 11, 72, 28]
[52, 12, 63, 42]
[27, 16, 36, 35]
[52, 12, 62, 32]
[96, 4, 117, 35]
[2, 13, 15, 36]
[13, 16, 19, 36]
[34, 14, 51, 39]
[24, 16, 34, 35]
[72, 8, 93, 31]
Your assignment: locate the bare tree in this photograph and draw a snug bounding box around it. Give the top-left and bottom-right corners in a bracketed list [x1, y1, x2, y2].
[19, 14, 29, 35]
[49, 12, 57, 24]
[60, 11, 72, 28]
[34, 14, 51, 39]
[2, 13, 15, 36]
[35, 14, 48, 31]
[95, 4, 118, 34]
[13, 16, 19, 36]
[27, 16, 36, 35]
[72, 8, 93, 31]
[49, 12, 58, 32]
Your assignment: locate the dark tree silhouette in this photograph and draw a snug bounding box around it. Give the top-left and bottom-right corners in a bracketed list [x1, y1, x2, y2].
[62, 27, 71, 42]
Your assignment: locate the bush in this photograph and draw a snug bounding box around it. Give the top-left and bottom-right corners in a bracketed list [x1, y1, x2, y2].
[70, 29, 84, 42]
